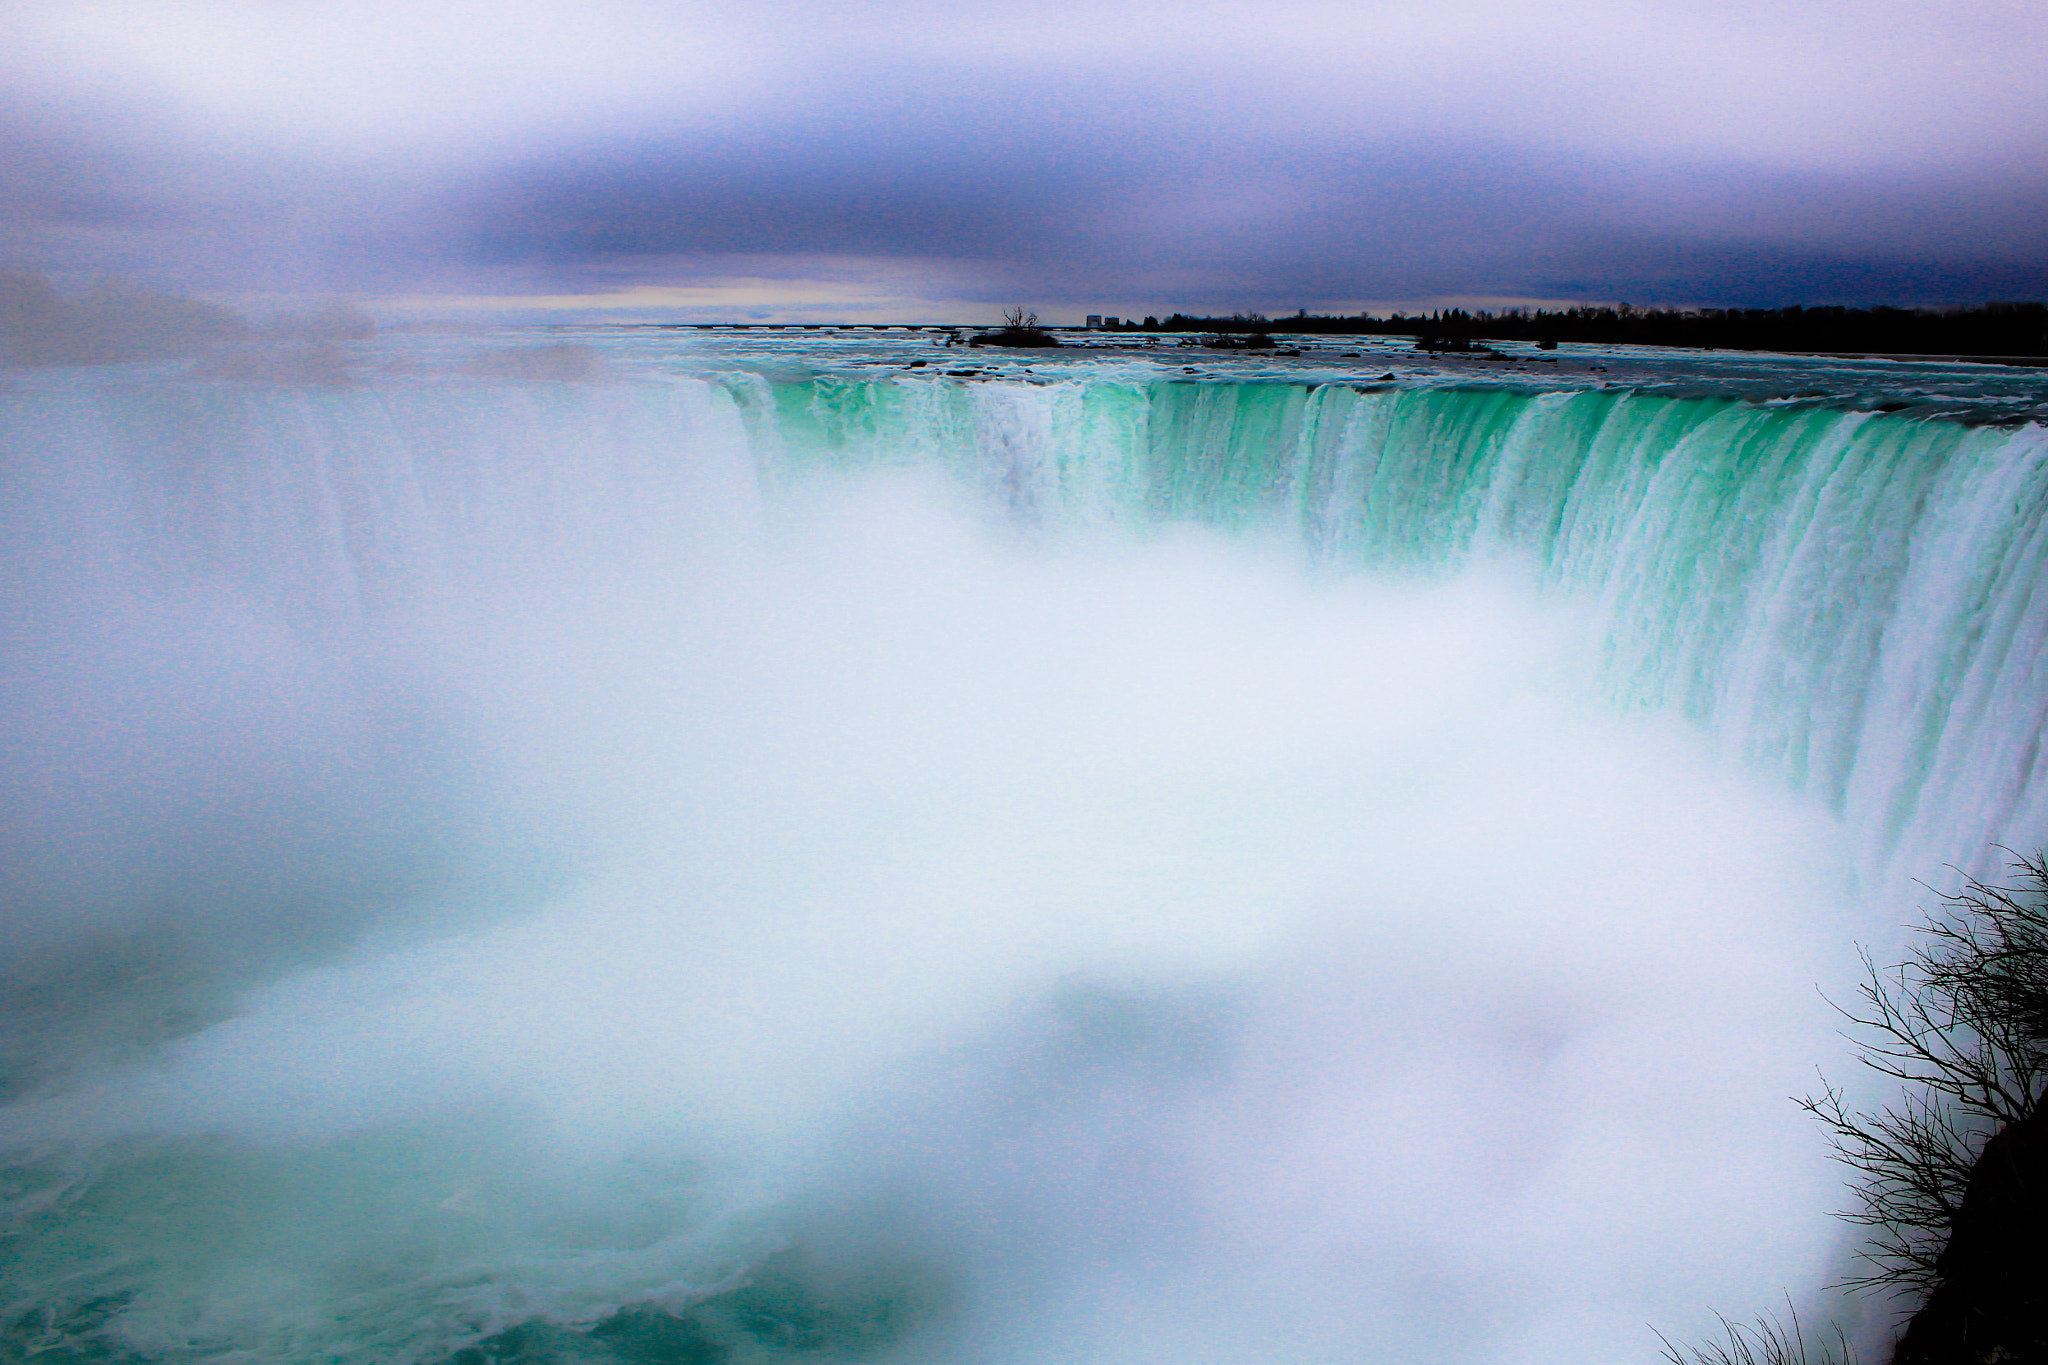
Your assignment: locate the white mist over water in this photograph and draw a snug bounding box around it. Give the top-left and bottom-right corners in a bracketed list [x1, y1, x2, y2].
[2, 352, 2038, 1363]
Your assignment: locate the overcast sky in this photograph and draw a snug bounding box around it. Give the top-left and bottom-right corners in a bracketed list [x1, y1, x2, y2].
[4, 0, 2045, 322]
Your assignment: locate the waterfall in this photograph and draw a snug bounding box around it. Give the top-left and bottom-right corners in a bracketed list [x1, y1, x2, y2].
[748, 375, 2048, 878]
[1, 366, 2042, 1364]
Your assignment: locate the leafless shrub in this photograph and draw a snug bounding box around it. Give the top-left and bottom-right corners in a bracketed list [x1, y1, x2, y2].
[1798, 853, 2048, 1296]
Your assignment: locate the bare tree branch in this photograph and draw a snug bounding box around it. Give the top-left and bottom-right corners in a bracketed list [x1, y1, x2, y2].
[1801, 852, 2048, 1296]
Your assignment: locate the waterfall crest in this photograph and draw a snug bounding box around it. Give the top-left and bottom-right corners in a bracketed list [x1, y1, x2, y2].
[11, 375, 2043, 878]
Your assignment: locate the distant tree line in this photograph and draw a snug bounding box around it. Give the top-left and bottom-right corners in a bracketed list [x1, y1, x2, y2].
[1126, 302, 2048, 357]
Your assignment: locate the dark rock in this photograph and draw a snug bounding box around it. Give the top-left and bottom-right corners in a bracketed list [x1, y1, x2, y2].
[967, 332, 1059, 348]
[967, 314, 1060, 348]
[1892, 1108, 2048, 1363]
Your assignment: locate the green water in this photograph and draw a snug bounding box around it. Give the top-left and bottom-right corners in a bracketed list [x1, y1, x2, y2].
[735, 376, 2047, 877]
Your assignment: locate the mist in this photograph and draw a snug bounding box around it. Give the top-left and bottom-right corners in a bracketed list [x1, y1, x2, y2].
[0, 362, 1905, 1363]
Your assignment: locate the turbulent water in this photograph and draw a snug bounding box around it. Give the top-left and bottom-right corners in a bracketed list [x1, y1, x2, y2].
[1, 330, 2044, 1364]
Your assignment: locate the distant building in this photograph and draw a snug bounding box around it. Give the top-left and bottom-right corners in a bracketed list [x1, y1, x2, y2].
[1104, 317, 1121, 328]
[1086, 315, 1102, 329]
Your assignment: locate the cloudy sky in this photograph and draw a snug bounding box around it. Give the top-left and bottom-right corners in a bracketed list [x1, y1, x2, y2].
[4, 0, 2045, 322]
